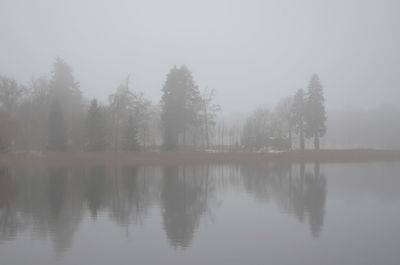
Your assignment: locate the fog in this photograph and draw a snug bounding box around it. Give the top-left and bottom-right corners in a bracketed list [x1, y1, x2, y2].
[1, 0, 400, 113]
[2, 2, 400, 264]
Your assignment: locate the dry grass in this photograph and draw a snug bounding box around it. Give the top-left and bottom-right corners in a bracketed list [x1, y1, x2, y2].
[1, 149, 400, 167]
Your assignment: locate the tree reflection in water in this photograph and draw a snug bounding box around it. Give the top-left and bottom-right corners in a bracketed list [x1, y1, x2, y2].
[0, 163, 327, 253]
[0, 167, 18, 241]
[161, 166, 216, 248]
[241, 163, 326, 238]
[85, 166, 107, 219]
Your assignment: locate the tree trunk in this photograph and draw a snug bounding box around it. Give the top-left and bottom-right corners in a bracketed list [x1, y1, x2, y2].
[299, 124, 305, 150]
[204, 105, 209, 149]
[314, 133, 320, 150]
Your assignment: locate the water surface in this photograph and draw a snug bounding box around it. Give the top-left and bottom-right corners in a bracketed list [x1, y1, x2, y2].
[0, 162, 399, 265]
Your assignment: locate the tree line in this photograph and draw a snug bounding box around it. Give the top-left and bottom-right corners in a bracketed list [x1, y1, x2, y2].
[242, 74, 327, 151]
[0, 57, 326, 153]
[0, 58, 220, 152]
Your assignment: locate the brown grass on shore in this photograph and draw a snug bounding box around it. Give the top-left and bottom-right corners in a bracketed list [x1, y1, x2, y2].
[1, 149, 400, 167]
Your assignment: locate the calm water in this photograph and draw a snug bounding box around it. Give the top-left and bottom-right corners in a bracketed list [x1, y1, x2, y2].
[0, 162, 400, 265]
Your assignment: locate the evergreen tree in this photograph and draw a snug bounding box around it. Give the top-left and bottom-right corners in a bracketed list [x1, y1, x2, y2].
[122, 113, 140, 151]
[47, 99, 67, 151]
[304, 74, 327, 150]
[160, 65, 201, 150]
[291, 89, 306, 150]
[49, 57, 84, 151]
[86, 99, 106, 151]
[50, 57, 80, 98]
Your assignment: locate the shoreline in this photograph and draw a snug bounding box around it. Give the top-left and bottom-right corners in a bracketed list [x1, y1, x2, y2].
[1, 149, 400, 167]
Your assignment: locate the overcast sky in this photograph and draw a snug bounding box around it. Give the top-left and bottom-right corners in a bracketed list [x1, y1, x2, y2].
[1, 0, 399, 113]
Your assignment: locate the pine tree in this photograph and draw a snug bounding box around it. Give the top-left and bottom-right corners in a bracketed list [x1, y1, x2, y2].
[47, 99, 67, 151]
[304, 74, 327, 150]
[160, 65, 201, 150]
[86, 99, 106, 151]
[50, 57, 80, 97]
[122, 113, 140, 151]
[49, 57, 84, 150]
[291, 89, 306, 150]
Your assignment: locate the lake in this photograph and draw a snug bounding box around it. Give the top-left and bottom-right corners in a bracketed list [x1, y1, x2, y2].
[0, 162, 399, 265]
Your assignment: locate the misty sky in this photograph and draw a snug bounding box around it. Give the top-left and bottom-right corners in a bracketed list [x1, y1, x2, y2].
[1, 0, 399, 113]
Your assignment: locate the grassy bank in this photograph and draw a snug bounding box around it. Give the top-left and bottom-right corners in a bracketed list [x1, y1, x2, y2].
[1, 149, 400, 167]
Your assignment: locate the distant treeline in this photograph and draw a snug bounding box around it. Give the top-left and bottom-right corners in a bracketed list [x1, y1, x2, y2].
[0, 58, 220, 152]
[241, 75, 326, 151]
[0, 58, 326, 152]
